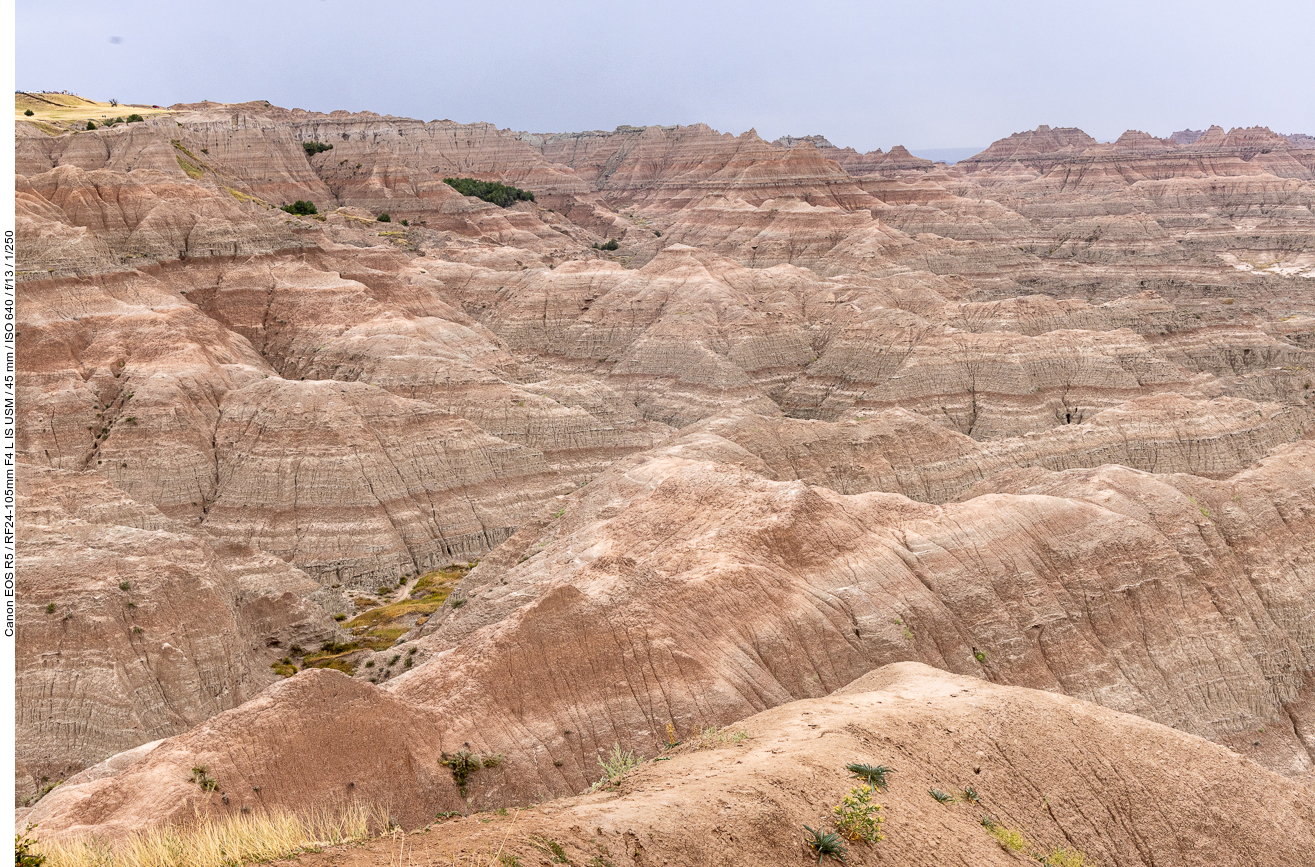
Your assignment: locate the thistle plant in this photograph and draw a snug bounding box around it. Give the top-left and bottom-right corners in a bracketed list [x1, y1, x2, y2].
[803, 824, 847, 864]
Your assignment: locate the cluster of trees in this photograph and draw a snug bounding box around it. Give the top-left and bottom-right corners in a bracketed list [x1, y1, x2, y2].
[281, 200, 318, 215]
[302, 141, 333, 155]
[443, 177, 535, 208]
[87, 114, 145, 130]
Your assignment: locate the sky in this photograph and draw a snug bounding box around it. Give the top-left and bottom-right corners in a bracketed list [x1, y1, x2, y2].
[16, 0, 1315, 154]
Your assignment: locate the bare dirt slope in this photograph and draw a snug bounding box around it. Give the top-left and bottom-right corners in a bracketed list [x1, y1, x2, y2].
[272, 664, 1315, 867]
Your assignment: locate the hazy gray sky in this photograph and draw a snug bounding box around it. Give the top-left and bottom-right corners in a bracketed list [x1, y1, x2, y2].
[17, 0, 1315, 152]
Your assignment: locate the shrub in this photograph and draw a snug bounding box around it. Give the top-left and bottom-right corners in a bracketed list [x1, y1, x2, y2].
[377, 213, 391, 222]
[832, 785, 884, 843]
[400, 219, 409, 226]
[189, 766, 219, 792]
[440, 749, 503, 796]
[597, 743, 640, 783]
[45, 603, 56, 614]
[929, 788, 954, 803]
[24, 109, 34, 116]
[962, 784, 980, 803]
[593, 239, 620, 251]
[845, 763, 893, 790]
[126, 113, 144, 123]
[443, 177, 535, 208]
[85, 121, 96, 130]
[302, 141, 333, 155]
[281, 200, 317, 215]
[119, 581, 131, 591]
[803, 825, 846, 864]
[16, 825, 44, 867]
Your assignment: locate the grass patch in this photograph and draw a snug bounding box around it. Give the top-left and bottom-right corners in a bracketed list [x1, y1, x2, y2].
[171, 140, 204, 178]
[15, 92, 173, 127]
[1043, 848, 1100, 867]
[986, 824, 1030, 852]
[344, 565, 467, 647]
[270, 660, 297, 677]
[32, 802, 382, 867]
[226, 187, 272, 208]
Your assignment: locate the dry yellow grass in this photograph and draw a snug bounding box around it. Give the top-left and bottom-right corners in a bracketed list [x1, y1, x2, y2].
[15, 92, 174, 127]
[34, 802, 384, 867]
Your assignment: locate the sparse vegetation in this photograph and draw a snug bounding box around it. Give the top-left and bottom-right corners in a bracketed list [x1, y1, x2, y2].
[985, 823, 1030, 852]
[302, 141, 333, 155]
[528, 837, 571, 864]
[281, 200, 318, 216]
[440, 749, 505, 796]
[929, 788, 954, 803]
[377, 213, 391, 222]
[845, 762, 893, 790]
[832, 785, 884, 843]
[1044, 848, 1100, 867]
[189, 766, 218, 792]
[17, 825, 45, 867]
[28, 802, 381, 867]
[803, 825, 847, 864]
[119, 581, 131, 591]
[962, 785, 980, 803]
[592, 239, 620, 251]
[591, 743, 640, 790]
[443, 177, 535, 207]
[45, 603, 56, 614]
[126, 114, 144, 123]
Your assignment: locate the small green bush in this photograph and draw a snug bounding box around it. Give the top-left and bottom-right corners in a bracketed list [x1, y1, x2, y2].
[119, 581, 131, 591]
[16, 825, 45, 867]
[832, 785, 884, 843]
[593, 239, 620, 251]
[281, 200, 318, 215]
[85, 121, 96, 130]
[597, 743, 640, 782]
[189, 765, 218, 792]
[443, 177, 535, 207]
[377, 213, 391, 222]
[302, 141, 333, 155]
[929, 788, 955, 803]
[400, 219, 409, 226]
[24, 109, 34, 116]
[45, 603, 56, 614]
[126, 113, 144, 123]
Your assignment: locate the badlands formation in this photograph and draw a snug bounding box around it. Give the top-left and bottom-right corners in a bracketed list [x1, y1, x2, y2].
[15, 98, 1315, 859]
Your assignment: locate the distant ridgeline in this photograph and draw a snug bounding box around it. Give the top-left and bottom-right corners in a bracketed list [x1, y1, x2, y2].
[443, 177, 535, 207]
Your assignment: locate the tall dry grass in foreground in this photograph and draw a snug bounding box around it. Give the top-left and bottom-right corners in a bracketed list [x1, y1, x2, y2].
[35, 802, 386, 867]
